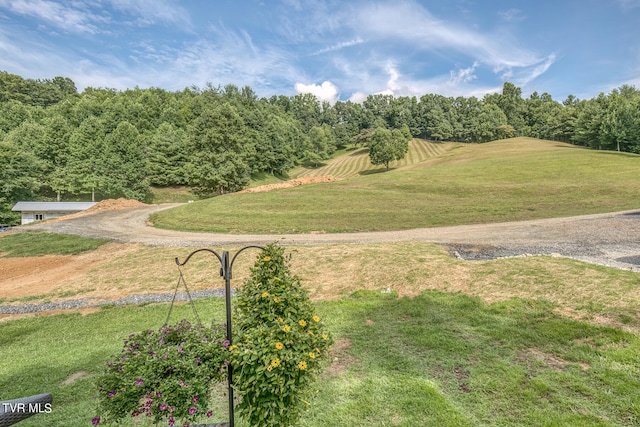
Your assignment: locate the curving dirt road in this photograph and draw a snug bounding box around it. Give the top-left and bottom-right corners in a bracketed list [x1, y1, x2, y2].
[20, 204, 640, 271]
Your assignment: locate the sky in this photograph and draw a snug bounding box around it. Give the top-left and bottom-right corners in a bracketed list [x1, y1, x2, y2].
[0, 0, 639, 103]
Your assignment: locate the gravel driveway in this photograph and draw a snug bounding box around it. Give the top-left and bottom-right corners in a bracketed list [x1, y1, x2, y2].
[22, 204, 640, 272]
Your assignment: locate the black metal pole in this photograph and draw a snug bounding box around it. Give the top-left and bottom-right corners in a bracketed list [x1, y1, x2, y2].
[220, 251, 234, 427]
[176, 246, 264, 427]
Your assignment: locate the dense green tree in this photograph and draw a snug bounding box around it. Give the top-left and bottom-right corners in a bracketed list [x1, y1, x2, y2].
[187, 102, 251, 195]
[573, 95, 607, 149]
[147, 123, 190, 186]
[251, 112, 303, 175]
[368, 127, 410, 170]
[0, 141, 43, 223]
[0, 100, 34, 133]
[305, 124, 336, 167]
[475, 103, 509, 142]
[66, 116, 107, 200]
[102, 121, 152, 200]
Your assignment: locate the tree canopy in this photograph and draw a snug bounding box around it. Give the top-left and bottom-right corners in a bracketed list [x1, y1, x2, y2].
[1, 70, 639, 224]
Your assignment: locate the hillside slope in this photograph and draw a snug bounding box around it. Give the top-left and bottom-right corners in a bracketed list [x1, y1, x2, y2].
[150, 138, 640, 233]
[292, 139, 454, 179]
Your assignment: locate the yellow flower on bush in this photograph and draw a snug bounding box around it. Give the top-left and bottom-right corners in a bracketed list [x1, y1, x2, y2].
[308, 331, 314, 336]
[312, 316, 320, 322]
[263, 256, 271, 262]
[273, 297, 281, 303]
[275, 342, 284, 350]
[298, 361, 307, 370]
[266, 365, 273, 371]
[261, 291, 270, 298]
[277, 317, 283, 323]
[298, 319, 307, 328]
[271, 358, 281, 368]
[322, 334, 329, 341]
[308, 352, 316, 359]
[282, 325, 291, 333]
[228, 345, 237, 351]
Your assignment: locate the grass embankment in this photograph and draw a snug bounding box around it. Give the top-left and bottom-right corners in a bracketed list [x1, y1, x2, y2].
[1, 290, 639, 426]
[150, 138, 640, 233]
[0, 231, 109, 257]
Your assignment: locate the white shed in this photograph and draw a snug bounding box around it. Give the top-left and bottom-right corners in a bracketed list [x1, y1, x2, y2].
[12, 202, 97, 225]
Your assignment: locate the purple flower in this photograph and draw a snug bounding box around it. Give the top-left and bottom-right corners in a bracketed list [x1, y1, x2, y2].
[135, 377, 144, 386]
[91, 416, 100, 425]
[206, 410, 213, 418]
[223, 340, 230, 348]
[189, 406, 197, 415]
[108, 390, 117, 398]
[194, 357, 201, 364]
[168, 416, 175, 426]
[160, 403, 168, 411]
[191, 395, 199, 403]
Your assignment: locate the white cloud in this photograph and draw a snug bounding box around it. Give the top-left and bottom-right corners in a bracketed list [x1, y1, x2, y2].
[347, 1, 551, 88]
[450, 61, 479, 85]
[294, 81, 340, 104]
[498, 8, 525, 23]
[312, 37, 364, 56]
[108, 0, 192, 28]
[0, 0, 192, 35]
[0, 0, 106, 33]
[348, 91, 367, 103]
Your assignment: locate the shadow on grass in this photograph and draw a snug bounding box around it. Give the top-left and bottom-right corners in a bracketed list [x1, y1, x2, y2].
[348, 148, 369, 157]
[359, 168, 394, 176]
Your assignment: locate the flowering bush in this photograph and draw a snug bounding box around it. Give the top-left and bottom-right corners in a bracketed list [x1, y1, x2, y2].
[93, 244, 331, 426]
[230, 245, 333, 427]
[93, 319, 228, 426]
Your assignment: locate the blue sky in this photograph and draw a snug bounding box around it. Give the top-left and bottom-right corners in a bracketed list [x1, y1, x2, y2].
[0, 0, 639, 103]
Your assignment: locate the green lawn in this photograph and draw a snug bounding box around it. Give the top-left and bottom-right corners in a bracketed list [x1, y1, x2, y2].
[150, 138, 640, 233]
[1, 291, 638, 426]
[0, 231, 109, 257]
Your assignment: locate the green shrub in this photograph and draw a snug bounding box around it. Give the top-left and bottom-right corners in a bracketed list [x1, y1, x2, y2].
[230, 244, 333, 427]
[93, 319, 228, 426]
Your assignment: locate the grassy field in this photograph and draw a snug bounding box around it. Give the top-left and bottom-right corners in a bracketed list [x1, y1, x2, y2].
[1, 288, 638, 426]
[1, 233, 640, 425]
[292, 139, 453, 179]
[150, 138, 640, 233]
[0, 231, 109, 257]
[3, 138, 640, 425]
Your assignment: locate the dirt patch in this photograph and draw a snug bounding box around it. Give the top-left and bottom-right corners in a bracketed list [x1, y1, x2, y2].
[62, 370, 91, 385]
[0, 243, 142, 301]
[237, 176, 342, 194]
[516, 348, 590, 371]
[324, 338, 355, 378]
[57, 198, 148, 221]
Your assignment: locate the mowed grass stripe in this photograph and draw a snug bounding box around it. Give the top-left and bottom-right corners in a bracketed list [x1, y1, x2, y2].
[151, 138, 640, 234]
[293, 140, 448, 179]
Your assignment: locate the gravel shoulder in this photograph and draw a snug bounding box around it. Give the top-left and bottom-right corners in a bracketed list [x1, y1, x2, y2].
[21, 204, 640, 271]
[5, 204, 640, 315]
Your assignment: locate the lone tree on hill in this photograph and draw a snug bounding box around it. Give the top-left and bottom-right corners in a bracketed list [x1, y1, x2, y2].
[368, 127, 410, 171]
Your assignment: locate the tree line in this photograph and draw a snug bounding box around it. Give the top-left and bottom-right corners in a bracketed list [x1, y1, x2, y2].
[1, 70, 639, 223]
